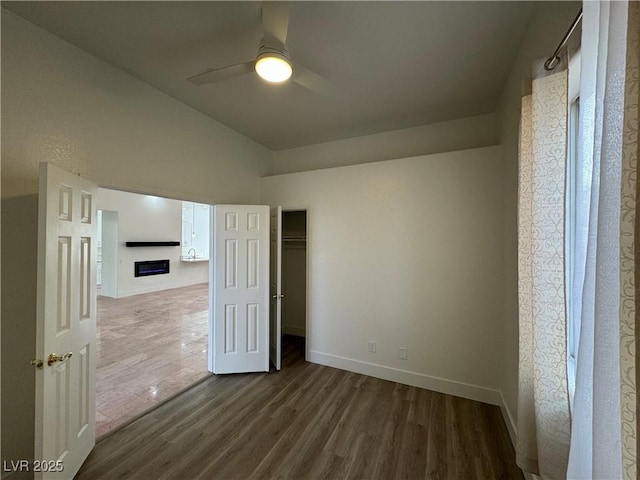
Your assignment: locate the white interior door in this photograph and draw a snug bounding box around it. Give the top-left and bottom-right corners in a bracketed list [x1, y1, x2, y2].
[35, 163, 97, 479]
[270, 206, 283, 370]
[209, 205, 270, 374]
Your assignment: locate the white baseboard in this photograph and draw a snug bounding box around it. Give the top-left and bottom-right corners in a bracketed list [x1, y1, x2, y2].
[307, 350, 502, 406]
[116, 279, 206, 298]
[499, 390, 518, 447]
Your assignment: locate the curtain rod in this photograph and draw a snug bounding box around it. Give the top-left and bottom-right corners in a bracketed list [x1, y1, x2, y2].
[544, 9, 583, 71]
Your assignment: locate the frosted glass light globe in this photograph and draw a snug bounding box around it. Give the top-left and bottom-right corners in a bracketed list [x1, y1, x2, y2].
[255, 53, 292, 83]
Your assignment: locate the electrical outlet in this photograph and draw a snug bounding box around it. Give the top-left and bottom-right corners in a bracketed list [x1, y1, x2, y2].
[400, 347, 408, 360]
[368, 340, 376, 353]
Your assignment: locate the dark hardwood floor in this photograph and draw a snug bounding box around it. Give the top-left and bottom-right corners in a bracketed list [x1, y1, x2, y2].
[77, 336, 522, 480]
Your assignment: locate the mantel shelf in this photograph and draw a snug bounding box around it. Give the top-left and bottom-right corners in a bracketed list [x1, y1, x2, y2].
[126, 241, 180, 247]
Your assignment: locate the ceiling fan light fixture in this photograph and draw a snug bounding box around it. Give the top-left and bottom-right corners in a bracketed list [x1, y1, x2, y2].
[255, 51, 292, 83]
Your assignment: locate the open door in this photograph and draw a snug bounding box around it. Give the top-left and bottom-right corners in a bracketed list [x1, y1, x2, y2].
[35, 163, 97, 479]
[270, 206, 283, 370]
[209, 205, 270, 374]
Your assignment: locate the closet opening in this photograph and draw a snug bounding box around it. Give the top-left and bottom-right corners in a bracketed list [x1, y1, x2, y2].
[280, 209, 307, 366]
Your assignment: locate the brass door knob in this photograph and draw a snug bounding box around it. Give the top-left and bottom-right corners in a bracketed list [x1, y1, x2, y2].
[48, 352, 72, 366]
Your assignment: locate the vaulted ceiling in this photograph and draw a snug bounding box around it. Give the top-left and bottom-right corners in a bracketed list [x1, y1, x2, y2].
[3, 1, 536, 151]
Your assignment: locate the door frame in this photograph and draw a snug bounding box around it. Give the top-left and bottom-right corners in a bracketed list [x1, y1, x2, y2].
[281, 207, 310, 362]
[270, 206, 283, 371]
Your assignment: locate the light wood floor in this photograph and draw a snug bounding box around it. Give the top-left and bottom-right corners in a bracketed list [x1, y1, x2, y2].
[80, 336, 523, 480]
[96, 283, 210, 437]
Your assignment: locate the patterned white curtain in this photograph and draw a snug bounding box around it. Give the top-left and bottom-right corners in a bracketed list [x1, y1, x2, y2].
[619, 2, 638, 476]
[517, 57, 571, 479]
[518, 1, 638, 479]
[566, 1, 636, 478]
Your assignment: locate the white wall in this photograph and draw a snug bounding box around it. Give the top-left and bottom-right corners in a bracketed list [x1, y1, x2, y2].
[1, 9, 272, 202]
[0, 10, 269, 468]
[270, 113, 497, 175]
[97, 188, 208, 298]
[495, 0, 582, 439]
[262, 146, 505, 404]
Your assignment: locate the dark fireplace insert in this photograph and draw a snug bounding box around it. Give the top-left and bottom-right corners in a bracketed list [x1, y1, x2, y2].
[134, 259, 170, 277]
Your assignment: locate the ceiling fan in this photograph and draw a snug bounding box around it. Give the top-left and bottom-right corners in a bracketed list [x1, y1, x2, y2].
[187, 1, 339, 98]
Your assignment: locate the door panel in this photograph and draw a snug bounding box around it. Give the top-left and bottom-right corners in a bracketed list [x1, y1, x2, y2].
[210, 205, 269, 374]
[36, 163, 97, 479]
[269, 207, 282, 370]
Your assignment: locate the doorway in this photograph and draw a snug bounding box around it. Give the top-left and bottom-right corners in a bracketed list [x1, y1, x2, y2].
[95, 189, 211, 438]
[280, 209, 308, 363]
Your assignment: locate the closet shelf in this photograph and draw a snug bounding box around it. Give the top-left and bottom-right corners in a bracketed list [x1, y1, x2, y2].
[282, 236, 306, 242]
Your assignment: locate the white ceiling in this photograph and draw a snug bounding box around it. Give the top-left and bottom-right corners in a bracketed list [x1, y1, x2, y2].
[3, 1, 536, 151]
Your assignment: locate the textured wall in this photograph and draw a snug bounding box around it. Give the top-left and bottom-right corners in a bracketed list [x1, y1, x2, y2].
[1, 9, 271, 203]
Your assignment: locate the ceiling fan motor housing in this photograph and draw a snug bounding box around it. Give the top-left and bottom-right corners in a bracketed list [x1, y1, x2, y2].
[256, 40, 290, 63]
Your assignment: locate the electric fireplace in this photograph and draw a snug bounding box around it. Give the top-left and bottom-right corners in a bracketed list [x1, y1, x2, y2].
[134, 259, 170, 277]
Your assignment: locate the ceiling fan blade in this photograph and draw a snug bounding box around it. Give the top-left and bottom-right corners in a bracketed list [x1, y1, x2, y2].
[188, 62, 254, 85]
[262, 1, 289, 46]
[292, 64, 341, 100]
